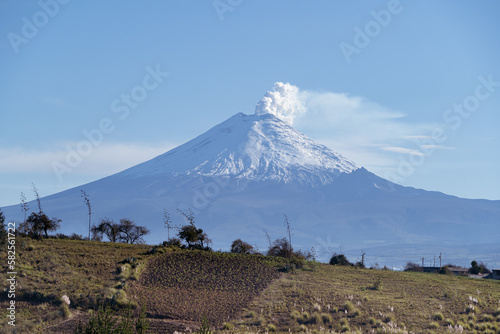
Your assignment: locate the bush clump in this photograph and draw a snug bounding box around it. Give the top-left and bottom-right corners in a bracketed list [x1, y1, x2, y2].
[329, 253, 352, 266]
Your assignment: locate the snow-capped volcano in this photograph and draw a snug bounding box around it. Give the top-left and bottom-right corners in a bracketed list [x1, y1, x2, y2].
[119, 112, 358, 186]
[2, 82, 499, 267]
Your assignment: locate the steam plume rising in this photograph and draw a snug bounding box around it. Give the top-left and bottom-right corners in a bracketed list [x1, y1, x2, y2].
[254, 82, 305, 125]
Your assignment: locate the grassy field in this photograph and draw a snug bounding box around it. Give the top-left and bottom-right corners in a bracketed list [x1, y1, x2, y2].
[232, 265, 500, 333]
[1, 237, 500, 333]
[0, 237, 152, 333]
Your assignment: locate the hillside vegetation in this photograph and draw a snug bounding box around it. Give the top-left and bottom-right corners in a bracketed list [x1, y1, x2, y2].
[1, 238, 499, 333]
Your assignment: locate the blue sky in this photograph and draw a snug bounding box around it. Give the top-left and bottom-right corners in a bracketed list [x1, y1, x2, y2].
[1, 0, 499, 206]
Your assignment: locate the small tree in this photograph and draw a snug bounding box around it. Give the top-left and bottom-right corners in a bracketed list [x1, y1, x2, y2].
[0, 209, 7, 246]
[26, 212, 61, 238]
[230, 239, 255, 254]
[468, 260, 487, 274]
[177, 209, 210, 250]
[90, 224, 103, 241]
[118, 218, 150, 244]
[95, 218, 121, 243]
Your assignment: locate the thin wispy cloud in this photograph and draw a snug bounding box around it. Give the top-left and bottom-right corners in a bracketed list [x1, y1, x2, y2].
[381, 147, 425, 156]
[420, 144, 455, 150]
[0, 143, 174, 177]
[285, 88, 437, 172]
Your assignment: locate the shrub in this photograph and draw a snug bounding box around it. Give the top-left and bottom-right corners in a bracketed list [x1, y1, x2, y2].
[344, 301, 355, 313]
[493, 307, 500, 317]
[60, 303, 72, 319]
[290, 310, 301, 319]
[368, 317, 376, 325]
[321, 313, 332, 323]
[439, 266, 452, 275]
[433, 312, 444, 321]
[230, 239, 255, 254]
[297, 311, 310, 324]
[371, 277, 383, 290]
[163, 237, 182, 248]
[222, 322, 234, 330]
[310, 312, 322, 324]
[74, 305, 149, 334]
[383, 315, 393, 323]
[429, 321, 439, 329]
[482, 314, 495, 322]
[444, 318, 454, 326]
[246, 310, 257, 318]
[466, 304, 478, 314]
[404, 261, 423, 272]
[329, 253, 352, 266]
[69, 233, 84, 240]
[268, 324, 276, 332]
[267, 237, 292, 258]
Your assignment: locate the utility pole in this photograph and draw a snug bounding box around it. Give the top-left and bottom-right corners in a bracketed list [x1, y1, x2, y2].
[421, 257, 424, 267]
[434, 255, 436, 267]
[439, 253, 442, 267]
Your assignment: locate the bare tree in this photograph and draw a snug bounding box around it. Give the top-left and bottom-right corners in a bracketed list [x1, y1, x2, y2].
[20, 192, 29, 225]
[32, 183, 42, 213]
[81, 190, 91, 240]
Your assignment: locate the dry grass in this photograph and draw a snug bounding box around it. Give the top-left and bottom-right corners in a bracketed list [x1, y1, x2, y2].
[0, 237, 151, 333]
[2, 238, 500, 334]
[231, 264, 500, 333]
